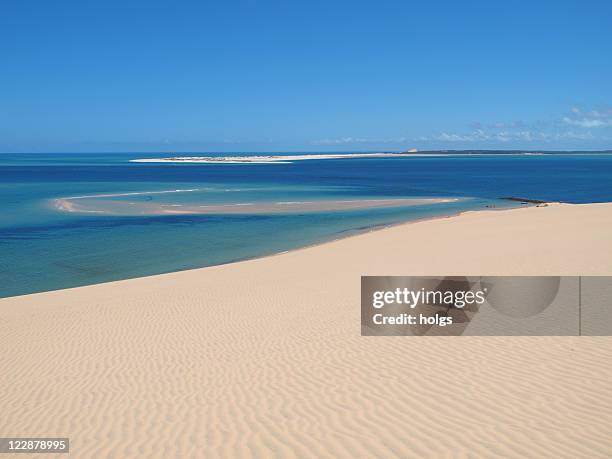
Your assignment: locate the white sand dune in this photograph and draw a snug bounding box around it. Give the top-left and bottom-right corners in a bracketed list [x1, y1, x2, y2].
[1, 203, 612, 458]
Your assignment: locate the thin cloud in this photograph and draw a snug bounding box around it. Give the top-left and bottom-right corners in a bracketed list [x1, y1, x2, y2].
[311, 106, 611, 148]
[417, 129, 598, 143]
[562, 117, 612, 128]
[562, 107, 612, 128]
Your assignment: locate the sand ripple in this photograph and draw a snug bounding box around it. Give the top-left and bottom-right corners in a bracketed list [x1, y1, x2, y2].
[1, 203, 612, 457]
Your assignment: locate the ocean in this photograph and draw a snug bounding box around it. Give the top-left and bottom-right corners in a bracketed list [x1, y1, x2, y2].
[1, 152, 611, 298]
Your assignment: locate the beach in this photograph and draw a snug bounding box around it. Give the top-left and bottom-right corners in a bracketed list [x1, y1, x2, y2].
[1, 202, 612, 457]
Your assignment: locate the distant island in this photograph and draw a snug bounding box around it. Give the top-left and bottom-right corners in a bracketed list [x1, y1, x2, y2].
[129, 152, 443, 164]
[130, 150, 612, 164]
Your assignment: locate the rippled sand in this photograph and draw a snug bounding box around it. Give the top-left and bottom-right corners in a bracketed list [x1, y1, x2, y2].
[1, 203, 612, 458]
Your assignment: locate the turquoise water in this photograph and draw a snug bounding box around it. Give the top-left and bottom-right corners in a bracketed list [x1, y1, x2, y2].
[1, 152, 611, 298]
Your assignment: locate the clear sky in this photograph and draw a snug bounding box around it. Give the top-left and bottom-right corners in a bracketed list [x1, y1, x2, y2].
[1, 0, 611, 152]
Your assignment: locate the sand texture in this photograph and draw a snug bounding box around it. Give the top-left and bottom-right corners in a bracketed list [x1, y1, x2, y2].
[1, 203, 612, 458]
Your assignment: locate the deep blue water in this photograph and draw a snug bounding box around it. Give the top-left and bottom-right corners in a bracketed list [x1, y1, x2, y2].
[1, 152, 611, 298]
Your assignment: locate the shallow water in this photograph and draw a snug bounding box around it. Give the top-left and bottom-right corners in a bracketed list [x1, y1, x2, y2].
[1, 152, 611, 298]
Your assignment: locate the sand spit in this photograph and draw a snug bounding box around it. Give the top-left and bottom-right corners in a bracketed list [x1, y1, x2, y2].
[51, 196, 458, 216]
[129, 152, 447, 163]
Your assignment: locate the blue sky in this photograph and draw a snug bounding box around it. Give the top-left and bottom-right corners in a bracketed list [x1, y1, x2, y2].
[1, 0, 611, 152]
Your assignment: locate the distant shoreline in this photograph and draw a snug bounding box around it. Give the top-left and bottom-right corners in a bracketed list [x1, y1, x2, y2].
[129, 152, 446, 164]
[2, 149, 611, 156]
[129, 150, 612, 164]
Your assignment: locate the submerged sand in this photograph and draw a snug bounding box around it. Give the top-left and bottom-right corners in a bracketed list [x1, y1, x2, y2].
[52, 196, 458, 216]
[1, 203, 611, 458]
